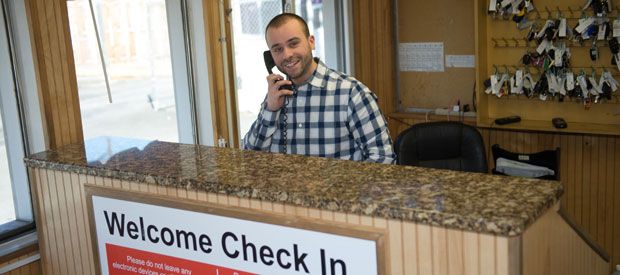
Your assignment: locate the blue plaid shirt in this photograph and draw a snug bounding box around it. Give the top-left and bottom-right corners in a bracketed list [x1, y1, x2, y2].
[243, 60, 395, 164]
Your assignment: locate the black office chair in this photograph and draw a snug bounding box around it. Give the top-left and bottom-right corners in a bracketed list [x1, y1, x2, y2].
[491, 144, 560, 180]
[394, 121, 488, 173]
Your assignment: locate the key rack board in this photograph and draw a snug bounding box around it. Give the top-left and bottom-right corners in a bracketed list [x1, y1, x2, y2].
[476, 0, 620, 135]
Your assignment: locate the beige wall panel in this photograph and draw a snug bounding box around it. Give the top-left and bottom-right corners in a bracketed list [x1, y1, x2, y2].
[479, 234, 496, 275]
[462, 231, 480, 275]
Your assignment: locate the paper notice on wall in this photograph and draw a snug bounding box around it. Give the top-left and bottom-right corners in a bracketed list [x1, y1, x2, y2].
[445, 55, 475, 68]
[399, 42, 444, 72]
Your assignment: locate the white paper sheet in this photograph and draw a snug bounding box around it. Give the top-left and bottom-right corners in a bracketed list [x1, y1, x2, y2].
[445, 55, 475, 68]
[399, 42, 444, 72]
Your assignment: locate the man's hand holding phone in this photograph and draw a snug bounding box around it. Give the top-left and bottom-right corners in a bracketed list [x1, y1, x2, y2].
[265, 74, 294, 111]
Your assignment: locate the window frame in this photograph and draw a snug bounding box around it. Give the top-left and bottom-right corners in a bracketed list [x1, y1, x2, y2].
[0, 0, 42, 261]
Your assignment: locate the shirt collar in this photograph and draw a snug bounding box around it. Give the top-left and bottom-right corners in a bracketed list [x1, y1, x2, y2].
[298, 57, 328, 89]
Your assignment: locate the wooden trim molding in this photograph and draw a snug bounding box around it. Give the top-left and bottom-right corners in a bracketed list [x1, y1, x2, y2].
[24, 0, 83, 149]
[202, 0, 239, 148]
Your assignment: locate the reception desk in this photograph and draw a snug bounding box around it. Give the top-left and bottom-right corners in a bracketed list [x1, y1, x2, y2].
[24, 137, 608, 274]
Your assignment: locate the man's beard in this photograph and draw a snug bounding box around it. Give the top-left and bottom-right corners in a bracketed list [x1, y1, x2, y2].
[278, 53, 312, 83]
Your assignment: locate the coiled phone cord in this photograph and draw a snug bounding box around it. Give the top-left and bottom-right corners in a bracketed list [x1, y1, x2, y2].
[281, 96, 289, 153]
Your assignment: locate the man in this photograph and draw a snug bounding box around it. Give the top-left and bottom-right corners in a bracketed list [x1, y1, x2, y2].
[243, 13, 395, 164]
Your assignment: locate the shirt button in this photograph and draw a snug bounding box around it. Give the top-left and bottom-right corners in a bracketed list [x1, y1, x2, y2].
[298, 123, 303, 128]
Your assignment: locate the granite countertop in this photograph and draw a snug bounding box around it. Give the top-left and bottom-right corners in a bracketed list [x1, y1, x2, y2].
[24, 136, 563, 236]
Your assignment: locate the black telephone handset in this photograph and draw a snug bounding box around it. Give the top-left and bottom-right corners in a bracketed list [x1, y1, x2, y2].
[263, 50, 293, 153]
[263, 50, 294, 91]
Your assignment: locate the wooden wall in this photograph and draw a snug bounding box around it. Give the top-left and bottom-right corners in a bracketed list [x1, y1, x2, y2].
[25, 0, 83, 149]
[352, 1, 397, 119]
[389, 115, 620, 272]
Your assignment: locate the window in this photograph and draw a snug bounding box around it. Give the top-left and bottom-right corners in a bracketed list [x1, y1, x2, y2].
[0, 110, 13, 224]
[231, 0, 352, 143]
[0, 0, 37, 244]
[67, 0, 214, 145]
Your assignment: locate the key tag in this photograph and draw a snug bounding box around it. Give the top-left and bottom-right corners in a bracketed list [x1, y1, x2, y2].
[558, 73, 567, 96]
[515, 69, 524, 94]
[523, 71, 535, 97]
[489, 0, 498, 12]
[559, 18, 567, 38]
[547, 72, 559, 96]
[590, 39, 599, 60]
[566, 71, 575, 95]
[526, 22, 539, 41]
[598, 22, 607, 40]
[490, 67, 501, 95]
[554, 43, 565, 67]
[599, 71, 613, 100]
[497, 73, 510, 97]
[533, 73, 548, 99]
[604, 70, 619, 91]
[577, 74, 590, 98]
[525, 0, 534, 12]
[588, 70, 601, 95]
[538, 74, 549, 101]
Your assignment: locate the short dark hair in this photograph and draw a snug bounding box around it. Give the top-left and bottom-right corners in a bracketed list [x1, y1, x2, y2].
[265, 13, 310, 38]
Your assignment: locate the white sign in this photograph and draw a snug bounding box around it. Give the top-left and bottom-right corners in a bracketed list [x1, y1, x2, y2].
[399, 42, 444, 72]
[445, 55, 475, 68]
[91, 195, 379, 275]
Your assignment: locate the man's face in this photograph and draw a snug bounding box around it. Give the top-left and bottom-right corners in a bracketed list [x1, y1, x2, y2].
[266, 19, 316, 84]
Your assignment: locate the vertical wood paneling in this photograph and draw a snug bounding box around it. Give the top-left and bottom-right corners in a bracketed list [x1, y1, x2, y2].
[574, 135, 584, 223]
[431, 227, 448, 275]
[463, 231, 480, 275]
[30, 169, 52, 275]
[61, 172, 80, 275]
[479, 235, 496, 275]
[597, 138, 607, 245]
[589, 137, 599, 240]
[447, 230, 464, 275]
[402, 222, 418, 275]
[46, 169, 65, 275]
[25, 0, 83, 148]
[388, 220, 403, 275]
[77, 173, 94, 274]
[416, 223, 433, 275]
[615, 141, 620, 271]
[353, 1, 396, 118]
[606, 138, 616, 263]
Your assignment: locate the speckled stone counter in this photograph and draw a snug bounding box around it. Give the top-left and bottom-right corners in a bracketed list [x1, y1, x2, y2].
[24, 136, 563, 237]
